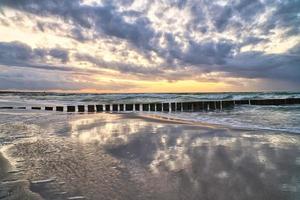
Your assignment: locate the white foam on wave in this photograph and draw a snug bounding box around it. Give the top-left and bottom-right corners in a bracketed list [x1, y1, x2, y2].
[150, 106, 300, 134]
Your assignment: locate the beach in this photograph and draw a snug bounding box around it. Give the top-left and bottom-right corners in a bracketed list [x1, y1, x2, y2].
[0, 110, 300, 200]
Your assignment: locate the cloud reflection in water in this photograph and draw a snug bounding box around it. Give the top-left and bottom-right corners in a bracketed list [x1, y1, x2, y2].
[67, 113, 300, 200]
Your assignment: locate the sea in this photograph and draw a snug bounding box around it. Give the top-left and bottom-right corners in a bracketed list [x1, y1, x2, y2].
[0, 91, 300, 134]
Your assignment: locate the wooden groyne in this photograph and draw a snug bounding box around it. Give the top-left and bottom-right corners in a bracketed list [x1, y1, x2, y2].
[1, 98, 300, 113]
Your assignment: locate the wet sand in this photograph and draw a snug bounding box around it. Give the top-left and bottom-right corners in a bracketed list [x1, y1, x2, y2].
[0, 111, 300, 200]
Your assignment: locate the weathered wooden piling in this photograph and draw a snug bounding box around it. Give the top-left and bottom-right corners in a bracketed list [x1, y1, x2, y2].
[0, 106, 13, 109]
[126, 104, 133, 111]
[9, 97, 300, 114]
[135, 104, 140, 111]
[234, 100, 249, 105]
[119, 104, 124, 111]
[67, 106, 75, 112]
[143, 104, 149, 111]
[208, 101, 216, 110]
[96, 105, 103, 112]
[17, 107, 26, 109]
[192, 102, 202, 111]
[182, 102, 189, 111]
[56, 106, 64, 112]
[272, 99, 286, 105]
[188, 102, 193, 111]
[182, 103, 187, 111]
[150, 103, 155, 111]
[176, 103, 182, 111]
[202, 102, 209, 111]
[286, 98, 300, 104]
[163, 103, 169, 112]
[88, 105, 95, 112]
[222, 100, 234, 109]
[78, 105, 85, 112]
[171, 103, 176, 111]
[45, 106, 53, 111]
[156, 103, 162, 111]
[113, 104, 118, 111]
[250, 99, 260, 105]
[216, 101, 222, 109]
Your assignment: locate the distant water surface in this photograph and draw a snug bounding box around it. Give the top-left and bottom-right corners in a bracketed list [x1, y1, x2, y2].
[1, 91, 300, 133]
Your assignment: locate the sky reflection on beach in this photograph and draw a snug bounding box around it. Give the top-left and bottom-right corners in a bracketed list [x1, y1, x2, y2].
[1, 111, 300, 199]
[65, 113, 300, 199]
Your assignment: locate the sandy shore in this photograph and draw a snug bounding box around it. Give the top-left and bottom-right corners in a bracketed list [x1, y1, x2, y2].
[1, 111, 300, 200]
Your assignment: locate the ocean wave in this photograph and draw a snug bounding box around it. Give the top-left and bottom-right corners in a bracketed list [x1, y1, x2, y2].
[1, 91, 300, 104]
[149, 104, 300, 134]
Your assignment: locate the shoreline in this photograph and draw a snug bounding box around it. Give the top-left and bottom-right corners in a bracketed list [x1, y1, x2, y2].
[134, 112, 300, 135]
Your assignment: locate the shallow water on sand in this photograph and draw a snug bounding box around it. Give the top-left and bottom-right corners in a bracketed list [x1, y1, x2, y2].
[0, 110, 300, 200]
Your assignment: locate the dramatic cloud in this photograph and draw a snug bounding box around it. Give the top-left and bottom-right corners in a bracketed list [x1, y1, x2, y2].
[0, 41, 69, 65]
[0, 0, 299, 92]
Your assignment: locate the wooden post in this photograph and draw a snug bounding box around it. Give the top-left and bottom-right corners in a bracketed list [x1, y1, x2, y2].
[17, 107, 26, 109]
[171, 103, 176, 111]
[56, 106, 64, 112]
[96, 105, 103, 112]
[112, 104, 118, 112]
[45, 107, 53, 111]
[163, 103, 169, 112]
[135, 104, 140, 111]
[67, 106, 75, 112]
[0, 107, 13, 109]
[150, 103, 155, 111]
[78, 105, 85, 112]
[182, 102, 189, 112]
[88, 105, 95, 112]
[156, 103, 162, 111]
[125, 104, 133, 111]
[119, 104, 124, 111]
[105, 105, 110, 112]
[142, 104, 149, 111]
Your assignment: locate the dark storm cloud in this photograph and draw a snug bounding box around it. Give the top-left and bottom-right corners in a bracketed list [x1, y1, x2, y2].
[213, 5, 233, 32]
[35, 21, 62, 33]
[69, 27, 88, 42]
[0, 41, 33, 61]
[233, 0, 265, 22]
[0, 0, 299, 90]
[288, 43, 300, 55]
[225, 50, 300, 83]
[0, 41, 69, 65]
[0, 63, 141, 91]
[241, 36, 269, 46]
[49, 49, 69, 63]
[181, 39, 236, 66]
[260, 0, 300, 36]
[75, 53, 164, 77]
[0, 0, 155, 50]
[0, 77, 140, 91]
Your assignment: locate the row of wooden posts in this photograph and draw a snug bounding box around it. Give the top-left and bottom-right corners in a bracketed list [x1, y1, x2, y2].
[1, 98, 300, 112]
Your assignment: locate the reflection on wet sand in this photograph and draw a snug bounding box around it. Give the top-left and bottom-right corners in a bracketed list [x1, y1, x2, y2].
[1, 112, 300, 200]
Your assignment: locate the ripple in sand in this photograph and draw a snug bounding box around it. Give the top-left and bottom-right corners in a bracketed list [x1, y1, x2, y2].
[67, 196, 86, 200]
[30, 177, 56, 184]
[7, 169, 25, 174]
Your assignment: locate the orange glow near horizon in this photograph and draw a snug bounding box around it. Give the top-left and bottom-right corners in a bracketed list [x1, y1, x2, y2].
[44, 80, 233, 93]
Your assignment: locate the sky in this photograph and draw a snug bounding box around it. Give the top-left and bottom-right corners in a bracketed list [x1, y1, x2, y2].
[0, 0, 299, 93]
